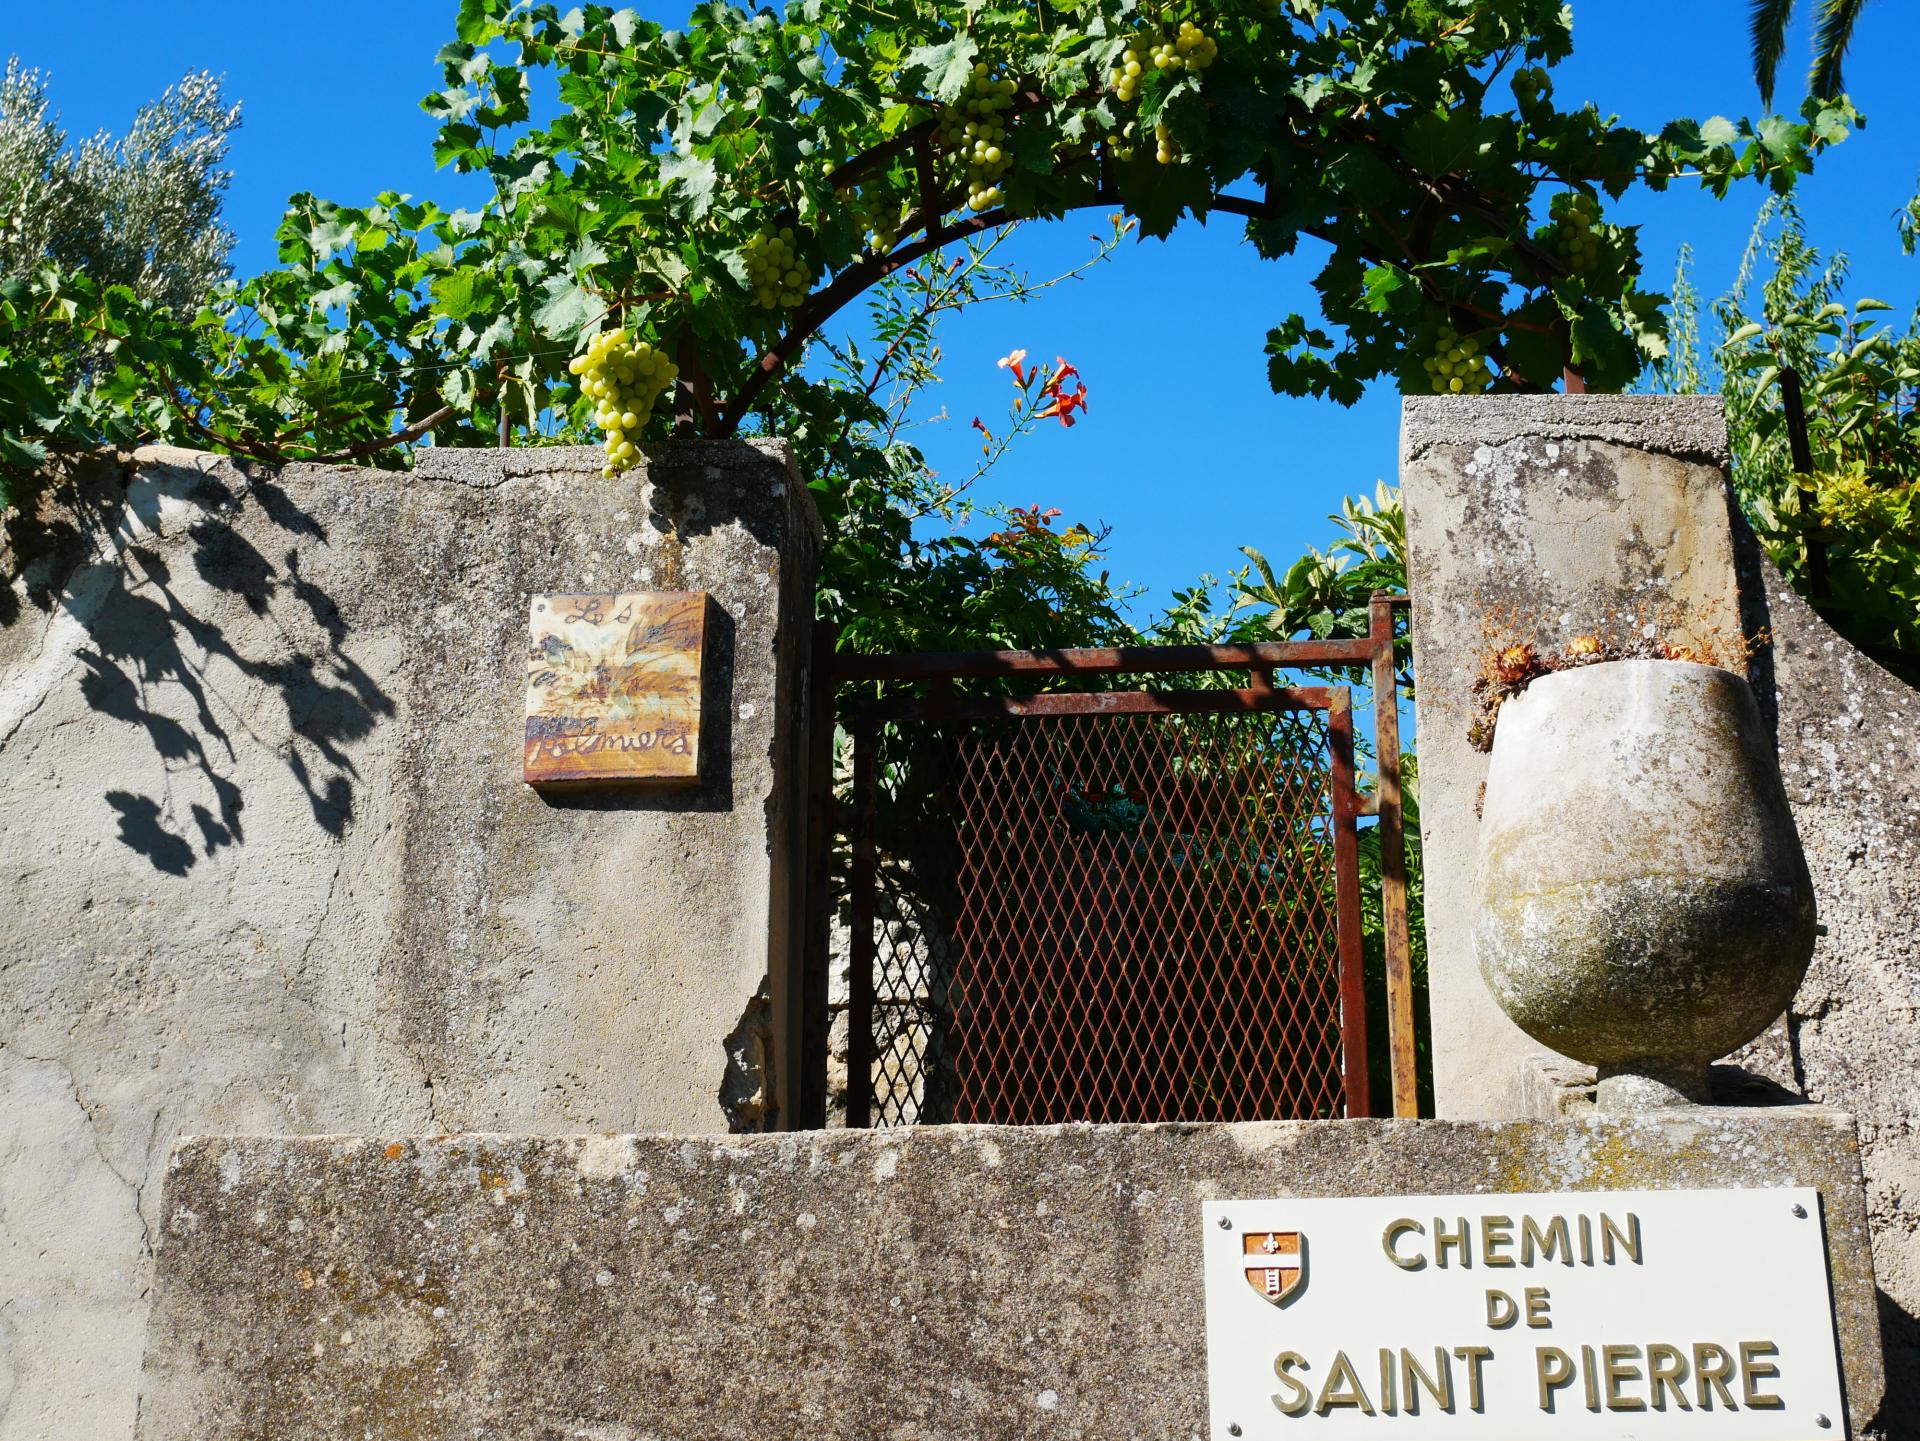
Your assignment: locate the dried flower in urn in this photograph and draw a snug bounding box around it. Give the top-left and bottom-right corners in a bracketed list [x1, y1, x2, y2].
[1492, 642, 1542, 687]
[1466, 605, 1770, 756]
[1565, 634, 1603, 660]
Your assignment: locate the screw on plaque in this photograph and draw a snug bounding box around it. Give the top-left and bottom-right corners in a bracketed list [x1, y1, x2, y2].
[1218, 1216, 1232, 1230]
[1815, 1415, 1832, 1429]
[1228, 1426, 1243, 1437]
[1793, 1203, 1809, 1218]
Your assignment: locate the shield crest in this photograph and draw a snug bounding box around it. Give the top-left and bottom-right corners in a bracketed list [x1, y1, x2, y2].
[1243, 1230, 1305, 1306]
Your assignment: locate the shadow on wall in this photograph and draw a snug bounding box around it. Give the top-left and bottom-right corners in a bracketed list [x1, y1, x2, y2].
[3, 457, 392, 876]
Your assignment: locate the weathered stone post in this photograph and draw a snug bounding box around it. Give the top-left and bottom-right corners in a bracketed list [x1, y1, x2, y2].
[1403, 392, 1920, 1426]
[1400, 395, 1750, 1118]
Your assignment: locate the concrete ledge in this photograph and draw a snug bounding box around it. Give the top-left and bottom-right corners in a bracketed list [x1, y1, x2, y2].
[138, 1113, 1884, 1439]
[407, 437, 809, 491]
[1402, 394, 1730, 464]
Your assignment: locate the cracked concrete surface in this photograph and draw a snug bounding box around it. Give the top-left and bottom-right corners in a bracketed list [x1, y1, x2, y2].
[0, 444, 817, 1441]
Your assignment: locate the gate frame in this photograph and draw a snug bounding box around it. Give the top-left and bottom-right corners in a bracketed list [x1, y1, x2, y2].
[800, 593, 1416, 1124]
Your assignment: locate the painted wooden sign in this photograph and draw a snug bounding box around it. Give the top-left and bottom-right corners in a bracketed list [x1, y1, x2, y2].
[522, 591, 708, 788]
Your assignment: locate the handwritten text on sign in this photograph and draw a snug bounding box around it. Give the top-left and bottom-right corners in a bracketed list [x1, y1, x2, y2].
[1201, 1189, 1845, 1439]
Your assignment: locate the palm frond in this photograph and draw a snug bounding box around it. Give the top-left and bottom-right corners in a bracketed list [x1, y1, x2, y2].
[1810, 0, 1869, 99]
[1749, 0, 1799, 105]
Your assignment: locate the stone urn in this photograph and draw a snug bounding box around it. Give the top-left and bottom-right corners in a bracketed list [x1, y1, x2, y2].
[1473, 659, 1816, 1110]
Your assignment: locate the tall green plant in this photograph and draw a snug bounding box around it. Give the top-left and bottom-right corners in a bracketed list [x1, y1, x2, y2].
[1657, 198, 1920, 681]
[0, 62, 240, 506]
[0, 60, 238, 315]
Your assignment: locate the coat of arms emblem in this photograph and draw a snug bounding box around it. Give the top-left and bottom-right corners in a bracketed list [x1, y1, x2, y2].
[1242, 1230, 1305, 1306]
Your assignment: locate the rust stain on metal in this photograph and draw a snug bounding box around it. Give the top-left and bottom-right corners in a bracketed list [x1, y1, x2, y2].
[868, 685, 1337, 723]
[1328, 694, 1372, 1119]
[522, 591, 707, 789]
[1369, 593, 1420, 1119]
[826, 639, 1378, 683]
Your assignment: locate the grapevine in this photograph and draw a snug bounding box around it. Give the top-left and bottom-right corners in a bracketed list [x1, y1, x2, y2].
[938, 63, 1017, 212]
[568, 328, 679, 476]
[1421, 322, 1493, 394]
[744, 227, 813, 310]
[97, 0, 1856, 481]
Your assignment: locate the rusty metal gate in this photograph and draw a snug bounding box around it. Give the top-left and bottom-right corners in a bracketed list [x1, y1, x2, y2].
[803, 595, 1416, 1127]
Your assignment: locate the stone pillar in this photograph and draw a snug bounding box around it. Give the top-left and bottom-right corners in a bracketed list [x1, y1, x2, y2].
[1400, 395, 1745, 1120]
[0, 440, 819, 1441]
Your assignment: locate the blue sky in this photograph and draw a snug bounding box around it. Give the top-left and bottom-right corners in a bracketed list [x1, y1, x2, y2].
[10, 2, 1920, 618]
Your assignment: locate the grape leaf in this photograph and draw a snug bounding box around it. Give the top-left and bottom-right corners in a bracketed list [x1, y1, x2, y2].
[1699, 116, 1740, 149]
[660, 151, 720, 218]
[533, 275, 597, 340]
[904, 36, 979, 103]
[430, 271, 485, 321]
[469, 313, 517, 361]
[1362, 264, 1416, 315]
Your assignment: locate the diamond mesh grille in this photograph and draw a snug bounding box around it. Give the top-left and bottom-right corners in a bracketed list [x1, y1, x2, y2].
[861, 707, 1348, 1126]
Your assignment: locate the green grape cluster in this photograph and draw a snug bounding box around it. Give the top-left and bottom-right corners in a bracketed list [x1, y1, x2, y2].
[1110, 39, 1149, 102]
[744, 228, 812, 310]
[1154, 119, 1179, 165]
[568, 328, 679, 476]
[937, 63, 1017, 211]
[855, 191, 905, 255]
[1156, 20, 1218, 70]
[1547, 192, 1603, 275]
[1512, 65, 1552, 108]
[1110, 21, 1217, 102]
[1421, 323, 1492, 395]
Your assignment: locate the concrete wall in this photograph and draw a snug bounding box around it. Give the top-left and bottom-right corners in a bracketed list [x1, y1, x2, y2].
[136, 1114, 1885, 1439]
[0, 442, 819, 1441]
[1402, 394, 1920, 1428]
[1764, 558, 1920, 1420]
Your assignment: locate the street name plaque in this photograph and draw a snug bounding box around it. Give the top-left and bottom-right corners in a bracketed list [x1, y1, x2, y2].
[1201, 1188, 1846, 1439]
